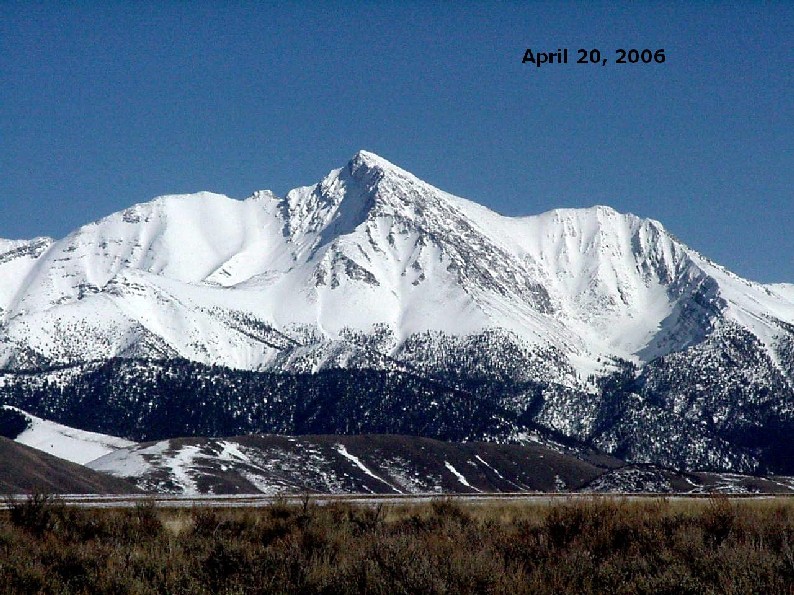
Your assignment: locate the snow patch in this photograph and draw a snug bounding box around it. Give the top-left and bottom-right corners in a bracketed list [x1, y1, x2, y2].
[5, 406, 135, 465]
[444, 461, 481, 492]
[165, 444, 201, 495]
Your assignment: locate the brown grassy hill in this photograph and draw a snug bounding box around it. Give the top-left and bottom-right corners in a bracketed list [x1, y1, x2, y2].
[89, 433, 626, 494]
[90, 433, 794, 495]
[0, 437, 140, 494]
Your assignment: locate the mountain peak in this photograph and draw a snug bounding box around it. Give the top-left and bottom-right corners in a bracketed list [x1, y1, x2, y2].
[349, 149, 394, 170]
[346, 150, 419, 186]
[280, 150, 437, 236]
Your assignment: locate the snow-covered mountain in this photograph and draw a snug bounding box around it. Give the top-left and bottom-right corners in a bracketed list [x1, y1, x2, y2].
[1, 151, 793, 473]
[2, 150, 792, 377]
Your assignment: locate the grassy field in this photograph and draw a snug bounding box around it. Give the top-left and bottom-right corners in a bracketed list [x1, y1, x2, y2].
[1, 494, 793, 594]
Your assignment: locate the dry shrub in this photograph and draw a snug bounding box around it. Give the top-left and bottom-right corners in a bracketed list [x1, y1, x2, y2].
[8, 492, 65, 537]
[1, 493, 794, 594]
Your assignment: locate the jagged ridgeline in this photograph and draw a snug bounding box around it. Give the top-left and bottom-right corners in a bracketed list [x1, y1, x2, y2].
[1, 151, 793, 474]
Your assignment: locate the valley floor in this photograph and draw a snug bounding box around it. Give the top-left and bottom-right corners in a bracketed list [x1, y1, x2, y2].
[3, 491, 794, 510]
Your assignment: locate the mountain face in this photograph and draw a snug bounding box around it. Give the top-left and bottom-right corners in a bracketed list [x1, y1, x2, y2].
[1, 151, 793, 474]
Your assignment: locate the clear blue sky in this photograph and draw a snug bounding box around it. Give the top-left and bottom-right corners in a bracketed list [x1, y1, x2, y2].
[2, 2, 792, 282]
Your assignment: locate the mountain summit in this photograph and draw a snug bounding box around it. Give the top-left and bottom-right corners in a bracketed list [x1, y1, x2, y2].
[1, 152, 793, 473]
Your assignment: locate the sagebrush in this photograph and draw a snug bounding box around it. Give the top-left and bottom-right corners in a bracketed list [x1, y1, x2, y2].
[1, 495, 793, 594]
